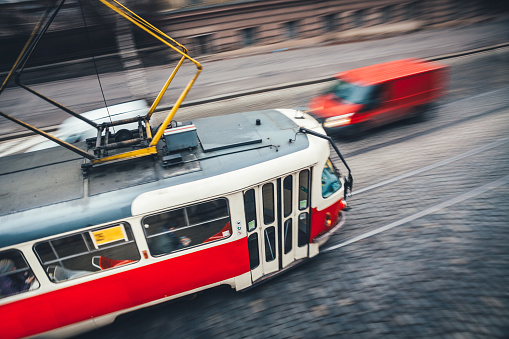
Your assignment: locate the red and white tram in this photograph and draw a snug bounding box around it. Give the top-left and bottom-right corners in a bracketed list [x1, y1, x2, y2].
[0, 1, 353, 338]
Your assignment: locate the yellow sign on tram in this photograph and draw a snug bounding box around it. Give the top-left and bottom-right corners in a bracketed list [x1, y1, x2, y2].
[90, 224, 127, 248]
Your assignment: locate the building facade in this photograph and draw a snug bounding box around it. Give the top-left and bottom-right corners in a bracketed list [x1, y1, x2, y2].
[0, 0, 506, 72]
[149, 0, 504, 56]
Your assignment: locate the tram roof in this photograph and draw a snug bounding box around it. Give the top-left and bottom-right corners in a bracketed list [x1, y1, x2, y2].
[0, 109, 311, 248]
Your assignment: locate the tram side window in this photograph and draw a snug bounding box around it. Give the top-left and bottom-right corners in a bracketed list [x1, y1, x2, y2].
[144, 198, 232, 257]
[0, 250, 39, 298]
[322, 159, 342, 198]
[244, 189, 257, 232]
[35, 223, 140, 283]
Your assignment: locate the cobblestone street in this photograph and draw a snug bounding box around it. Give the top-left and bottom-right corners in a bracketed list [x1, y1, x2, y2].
[1, 13, 508, 339]
[74, 54, 509, 338]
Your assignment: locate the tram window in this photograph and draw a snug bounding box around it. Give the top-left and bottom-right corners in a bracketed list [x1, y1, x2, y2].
[262, 183, 275, 224]
[0, 249, 39, 298]
[298, 212, 309, 247]
[51, 234, 89, 259]
[264, 226, 276, 262]
[35, 222, 140, 283]
[299, 170, 310, 210]
[283, 175, 293, 217]
[187, 199, 228, 225]
[247, 233, 260, 270]
[284, 219, 293, 254]
[143, 198, 232, 257]
[322, 159, 342, 198]
[244, 189, 257, 232]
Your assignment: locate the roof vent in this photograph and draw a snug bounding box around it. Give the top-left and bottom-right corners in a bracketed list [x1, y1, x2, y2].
[163, 124, 198, 152]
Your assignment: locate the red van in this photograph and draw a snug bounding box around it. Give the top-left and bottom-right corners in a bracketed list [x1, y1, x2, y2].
[308, 58, 448, 136]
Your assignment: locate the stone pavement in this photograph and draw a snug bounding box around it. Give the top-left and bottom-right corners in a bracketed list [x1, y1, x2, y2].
[73, 47, 509, 339]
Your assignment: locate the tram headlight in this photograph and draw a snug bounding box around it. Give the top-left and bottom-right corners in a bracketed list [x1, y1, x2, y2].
[325, 212, 332, 228]
[323, 113, 354, 128]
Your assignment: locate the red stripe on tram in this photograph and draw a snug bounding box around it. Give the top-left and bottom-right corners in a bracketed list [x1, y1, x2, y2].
[1, 238, 250, 339]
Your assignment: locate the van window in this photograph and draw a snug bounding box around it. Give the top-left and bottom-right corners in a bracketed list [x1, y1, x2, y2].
[0, 250, 39, 298]
[322, 159, 342, 198]
[329, 80, 378, 105]
[144, 198, 232, 256]
[34, 222, 140, 283]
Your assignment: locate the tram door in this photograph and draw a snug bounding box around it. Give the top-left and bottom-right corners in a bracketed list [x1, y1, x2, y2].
[244, 168, 311, 283]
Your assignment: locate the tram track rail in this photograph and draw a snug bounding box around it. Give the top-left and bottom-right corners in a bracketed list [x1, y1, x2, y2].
[323, 173, 509, 253]
[350, 137, 509, 196]
[1, 42, 508, 143]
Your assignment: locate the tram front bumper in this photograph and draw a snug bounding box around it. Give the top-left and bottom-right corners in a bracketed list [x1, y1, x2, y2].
[312, 210, 346, 246]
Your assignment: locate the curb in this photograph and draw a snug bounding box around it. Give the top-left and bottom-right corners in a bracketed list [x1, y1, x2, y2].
[2, 42, 509, 142]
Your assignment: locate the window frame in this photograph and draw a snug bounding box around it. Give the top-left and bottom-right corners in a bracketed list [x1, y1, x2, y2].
[322, 158, 342, 198]
[34, 221, 140, 283]
[0, 249, 40, 298]
[142, 197, 232, 257]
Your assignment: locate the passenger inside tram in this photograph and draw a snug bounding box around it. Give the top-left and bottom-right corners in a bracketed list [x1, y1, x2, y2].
[0, 259, 38, 297]
[148, 227, 192, 256]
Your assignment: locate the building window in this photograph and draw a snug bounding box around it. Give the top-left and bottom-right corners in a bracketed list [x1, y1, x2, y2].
[381, 6, 393, 23]
[354, 9, 364, 27]
[285, 20, 298, 39]
[35, 222, 140, 283]
[406, 2, 420, 19]
[242, 27, 257, 46]
[143, 198, 232, 257]
[192, 34, 212, 55]
[324, 14, 336, 32]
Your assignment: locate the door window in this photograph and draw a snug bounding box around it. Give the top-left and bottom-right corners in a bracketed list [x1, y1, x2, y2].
[299, 170, 309, 210]
[283, 175, 293, 217]
[248, 233, 260, 270]
[284, 219, 293, 254]
[262, 183, 275, 224]
[298, 212, 309, 247]
[264, 227, 276, 262]
[244, 189, 257, 232]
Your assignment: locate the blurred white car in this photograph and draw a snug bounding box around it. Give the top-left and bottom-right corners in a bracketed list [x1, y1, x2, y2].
[25, 100, 149, 152]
